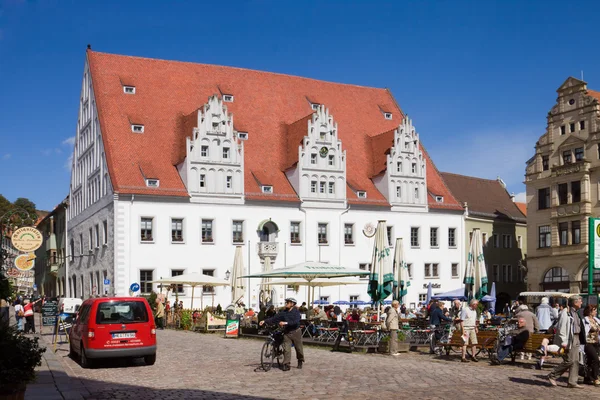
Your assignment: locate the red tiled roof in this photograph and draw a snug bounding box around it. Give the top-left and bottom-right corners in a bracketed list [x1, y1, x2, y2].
[588, 90, 600, 102]
[515, 202, 527, 217]
[440, 172, 526, 221]
[88, 50, 457, 208]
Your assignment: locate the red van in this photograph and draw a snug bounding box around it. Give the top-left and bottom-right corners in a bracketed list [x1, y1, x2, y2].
[69, 297, 157, 368]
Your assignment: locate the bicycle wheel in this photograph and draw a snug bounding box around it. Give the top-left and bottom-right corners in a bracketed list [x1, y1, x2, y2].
[261, 341, 274, 371]
[273, 344, 283, 368]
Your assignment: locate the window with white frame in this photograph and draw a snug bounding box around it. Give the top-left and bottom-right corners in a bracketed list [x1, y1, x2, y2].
[201, 219, 213, 243]
[223, 94, 233, 102]
[430, 227, 438, 247]
[201, 145, 209, 157]
[311, 154, 317, 164]
[396, 186, 401, 199]
[411, 227, 419, 247]
[172, 269, 184, 293]
[171, 218, 184, 242]
[502, 234, 512, 248]
[359, 263, 370, 279]
[412, 163, 417, 174]
[311, 181, 317, 193]
[482, 232, 487, 246]
[318, 223, 328, 244]
[407, 263, 412, 278]
[141, 218, 153, 241]
[319, 182, 326, 194]
[103, 220, 108, 245]
[414, 187, 419, 200]
[226, 176, 232, 189]
[419, 294, 427, 302]
[88, 228, 93, 250]
[517, 235, 522, 249]
[202, 269, 215, 293]
[396, 161, 402, 173]
[262, 185, 273, 194]
[320, 296, 329, 303]
[232, 220, 244, 243]
[451, 263, 459, 278]
[223, 147, 230, 159]
[424, 263, 439, 278]
[349, 295, 359, 306]
[140, 270, 153, 294]
[200, 174, 206, 188]
[448, 228, 456, 247]
[328, 182, 335, 194]
[290, 222, 301, 244]
[328, 154, 335, 166]
[344, 223, 354, 245]
[493, 234, 500, 248]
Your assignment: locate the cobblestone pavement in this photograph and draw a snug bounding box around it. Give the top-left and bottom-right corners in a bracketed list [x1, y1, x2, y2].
[32, 328, 600, 400]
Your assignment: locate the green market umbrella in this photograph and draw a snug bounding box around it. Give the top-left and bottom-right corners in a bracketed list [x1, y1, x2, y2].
[464, 228, 488, 300]
[393, 238, 410, 302]
[367, 220, 394, 308]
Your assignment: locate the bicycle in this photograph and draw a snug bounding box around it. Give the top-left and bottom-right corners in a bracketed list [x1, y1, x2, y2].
[429, 323, 457, 356]
[260, 324, 285, 371]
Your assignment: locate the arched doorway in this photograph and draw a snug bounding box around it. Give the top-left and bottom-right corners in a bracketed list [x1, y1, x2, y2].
[257, 220, 279, 242]
[580, 267, 600, 293]
[496, 292, 511, 313]
[542, 267, 570, 292]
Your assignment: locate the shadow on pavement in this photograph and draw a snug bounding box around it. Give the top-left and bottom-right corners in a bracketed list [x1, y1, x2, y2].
[28, 370, 277, 400]
[508, 376, 554, 387]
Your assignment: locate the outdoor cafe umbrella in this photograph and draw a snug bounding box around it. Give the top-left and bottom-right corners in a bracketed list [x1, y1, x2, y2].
[464, 228, 488, 300]
[425, 282, 433, 304]
[260, 257, 273, 307]
[240, 261, 369, 307]
[333, 300, 350, 305]
[431, 287, 467, 301]
[367, 220, 394, 310]
[231, 246, 245, 305]
[393, 238, 410, 302]
[481, 282, 497, 311]
[149, 273, 229, 310]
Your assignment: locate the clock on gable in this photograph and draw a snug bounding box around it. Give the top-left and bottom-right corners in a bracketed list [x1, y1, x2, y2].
[319, 147, 329, 158]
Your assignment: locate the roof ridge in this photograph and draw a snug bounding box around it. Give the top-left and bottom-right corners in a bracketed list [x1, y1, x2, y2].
[440, 171, 502, 183]
[88, 49, 391, 92]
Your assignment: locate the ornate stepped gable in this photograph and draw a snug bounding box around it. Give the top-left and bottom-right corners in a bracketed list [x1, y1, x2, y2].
[285, 105, 347, 206]
[179, 95, 244, 203]
[372, 117, 427, 210]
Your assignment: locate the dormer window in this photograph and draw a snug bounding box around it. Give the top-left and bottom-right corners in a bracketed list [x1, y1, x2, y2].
[435, 196, 444, 203]
[223, 95, 234, 102]
[357, 191, 367, 199]
[123, 86, 136, 94]
[311, 103, 320, 111]
[223, 147, 230, 159]
[146, 179, 159, 187]
[132, 124, 144, 133]
[262, 185, 273, 194]
[237, 132, 248, 140]
[384, 112, 392, 120]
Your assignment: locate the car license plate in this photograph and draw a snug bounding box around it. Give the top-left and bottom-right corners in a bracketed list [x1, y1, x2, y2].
[112, 332, 135, 339]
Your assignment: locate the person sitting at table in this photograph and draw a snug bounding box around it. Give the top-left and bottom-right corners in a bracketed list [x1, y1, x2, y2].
[245, 308, 255, 318]
[313, 306, 328, 321]
[347, 310, 360, 323]
[482, 309, 492, 322]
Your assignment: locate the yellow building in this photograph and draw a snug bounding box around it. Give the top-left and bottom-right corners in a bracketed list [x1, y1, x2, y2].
[525, 77, 600, 293]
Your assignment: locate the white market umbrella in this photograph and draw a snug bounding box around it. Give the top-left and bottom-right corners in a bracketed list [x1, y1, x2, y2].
[150, 272, 229, 310]
[231, 246, 245, 304]
[260, 257, 273, 307]
[393, 238, 410, 302]
[264, 278, 365, 288]
[464, 228, 488, 300]
[241, 261, 369, 307]
[367, 221, 394, 310]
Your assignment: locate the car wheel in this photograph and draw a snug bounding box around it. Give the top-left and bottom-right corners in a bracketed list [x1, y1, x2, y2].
[80, 343, 93, 369]
[144, 354, 156, 365]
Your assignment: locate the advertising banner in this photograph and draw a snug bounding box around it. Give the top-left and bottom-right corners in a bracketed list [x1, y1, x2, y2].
[42, 301, 58, 327]
[225, 315, 240, 338]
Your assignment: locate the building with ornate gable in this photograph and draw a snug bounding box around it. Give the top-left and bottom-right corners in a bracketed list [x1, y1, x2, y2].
[66, 49, 466, 309]
[526, 77, 600, 294]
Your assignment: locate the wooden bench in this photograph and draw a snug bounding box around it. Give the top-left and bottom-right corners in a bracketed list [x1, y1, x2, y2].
[446, 329, 498, 358]
[510, 333, 554, 362]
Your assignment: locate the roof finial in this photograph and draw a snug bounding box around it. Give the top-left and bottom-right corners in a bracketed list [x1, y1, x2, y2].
[87, 44, 92, 50]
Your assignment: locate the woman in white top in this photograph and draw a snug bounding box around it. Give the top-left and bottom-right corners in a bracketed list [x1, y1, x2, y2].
[583, 305, 600, 385]
[13, 298, 24, 331]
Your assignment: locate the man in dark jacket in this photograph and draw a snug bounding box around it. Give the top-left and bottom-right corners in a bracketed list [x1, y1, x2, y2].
[491, 317, 530, 364]
[260, 298, 305, 371]
[430, 302, 452, 327]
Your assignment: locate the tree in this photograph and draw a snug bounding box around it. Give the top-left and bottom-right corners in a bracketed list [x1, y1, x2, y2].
[0, 195, 11, 220]
[12, 198, 37, 221]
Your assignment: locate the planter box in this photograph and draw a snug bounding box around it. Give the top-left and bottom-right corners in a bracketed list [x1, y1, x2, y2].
[378, 340, 410, 354]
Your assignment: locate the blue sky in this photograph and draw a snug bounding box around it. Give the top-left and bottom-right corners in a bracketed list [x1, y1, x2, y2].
[1, 0, 599, 210]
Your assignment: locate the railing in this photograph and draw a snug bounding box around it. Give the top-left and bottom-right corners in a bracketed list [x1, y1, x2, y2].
[257, 242, 278, 260]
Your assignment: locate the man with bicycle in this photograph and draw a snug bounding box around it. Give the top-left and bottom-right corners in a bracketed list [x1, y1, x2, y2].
[260, 298, 305, 371]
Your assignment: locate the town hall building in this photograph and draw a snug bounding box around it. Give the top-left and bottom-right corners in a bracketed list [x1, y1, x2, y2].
[66, 48, 466, 309]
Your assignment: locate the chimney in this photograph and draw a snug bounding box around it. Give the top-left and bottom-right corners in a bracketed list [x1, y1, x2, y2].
[510, 192, 515, 202]
[496, 176, 506, 189]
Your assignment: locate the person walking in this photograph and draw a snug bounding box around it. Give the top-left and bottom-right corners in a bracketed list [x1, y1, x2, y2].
[23, 298, 41, 334]
[260, 298, 304, 371]
[582, 305, 600, 386]
[155, 298, 165, 329]
[386, 300, 401, 356]
[536, 297, 554, 331]
[548, 295, 586, 388]
[14, 299, 24, 332]
[460, 299, 479, 362]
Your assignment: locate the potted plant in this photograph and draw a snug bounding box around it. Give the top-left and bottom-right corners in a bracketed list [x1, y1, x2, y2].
[378, 335, 390, 353]
[0, 327, 46, 400]
[397, 330, 410, 353]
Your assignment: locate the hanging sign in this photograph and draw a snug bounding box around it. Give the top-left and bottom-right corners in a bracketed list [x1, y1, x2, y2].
[11, 227, 43, 252]
[14, 253, 36, 271]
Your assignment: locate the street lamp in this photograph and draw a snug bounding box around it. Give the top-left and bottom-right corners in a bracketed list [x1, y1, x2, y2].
[225, 270, 231, 280]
